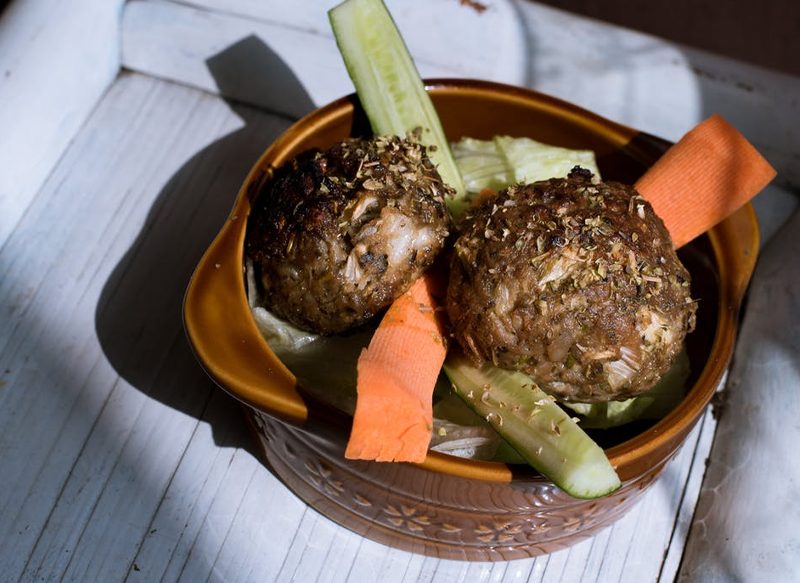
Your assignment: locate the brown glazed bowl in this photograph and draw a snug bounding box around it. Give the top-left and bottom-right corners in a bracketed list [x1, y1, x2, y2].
[184, 80, 759, 560]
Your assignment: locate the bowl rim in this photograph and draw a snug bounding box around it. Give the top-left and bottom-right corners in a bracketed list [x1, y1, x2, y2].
[184, 78, 760, 484]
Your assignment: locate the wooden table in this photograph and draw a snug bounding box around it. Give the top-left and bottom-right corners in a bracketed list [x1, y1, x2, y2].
[2, 1, 798, 581]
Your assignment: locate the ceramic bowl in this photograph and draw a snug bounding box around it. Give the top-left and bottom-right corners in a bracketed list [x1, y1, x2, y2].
[184, 79, 759, 560]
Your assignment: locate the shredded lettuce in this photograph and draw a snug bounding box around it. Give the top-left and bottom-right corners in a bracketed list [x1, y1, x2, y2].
[563, 350, 690, 429]
[452, 136, 601, 197]
[246, 260, 316, 352]
[246, 259, 369, 414]
[429, 419, 502, 459]
[450, 137, 510, 194]
[495, 136, 600, 185]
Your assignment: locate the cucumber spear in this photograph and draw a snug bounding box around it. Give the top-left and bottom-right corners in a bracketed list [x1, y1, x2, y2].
[444, 353, 621, 499]
[329, 0, 468, 218]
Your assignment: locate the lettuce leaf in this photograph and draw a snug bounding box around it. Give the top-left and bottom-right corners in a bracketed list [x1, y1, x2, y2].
[452, 135, 601, 197]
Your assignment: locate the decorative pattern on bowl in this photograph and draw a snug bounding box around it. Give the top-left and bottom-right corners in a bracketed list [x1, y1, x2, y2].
[248, 408, 674, 560]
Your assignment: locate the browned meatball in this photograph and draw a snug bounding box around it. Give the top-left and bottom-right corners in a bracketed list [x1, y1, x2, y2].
[246, 135, 451, 335]
[447, 168, 696, 403]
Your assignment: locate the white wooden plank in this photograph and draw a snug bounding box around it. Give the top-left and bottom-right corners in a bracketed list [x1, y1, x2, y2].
[550, 529, 611, 583]
[168, 455, 259, 582]
[198, 471, 309, 583]
[377, 546, 431, 583]
[124, 390, 250, 582]
[678, 209, 800, 582]
[254, 510, 369, 583]
[397, 554, 430, 583]
[658, 407, 719, 582]
[677, 49, 800, 189]
[122, 0, 351, 118]
[119, 0, 699, 139]
[516, 1, 800, 188]
[120, 0, 800, 191]
[177, 0, 527, 84]
[0, 74, 185, 579]
[495, 1, 700, 141]
[537, 544, 573, 580]
[0, 72, 294, 582]
[0, 0, 123, 248]
[313, 526, 368, 583]
[121, 0, 525, 120]
[614, 415, 715, 583]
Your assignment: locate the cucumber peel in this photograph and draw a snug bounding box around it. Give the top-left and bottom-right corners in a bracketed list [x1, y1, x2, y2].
[329, 0, 468, 218]
[443, 353, 621, 499]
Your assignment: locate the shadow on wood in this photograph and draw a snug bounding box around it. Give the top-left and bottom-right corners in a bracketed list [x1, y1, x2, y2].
[95, 35, 315, 452]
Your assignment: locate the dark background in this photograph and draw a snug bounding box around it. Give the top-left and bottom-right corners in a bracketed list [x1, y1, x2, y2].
[535, 0, 800, 76]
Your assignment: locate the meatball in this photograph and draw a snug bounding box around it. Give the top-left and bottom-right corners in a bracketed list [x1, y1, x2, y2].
[447, 168, 696, 403]
[246, 135, 451, 335]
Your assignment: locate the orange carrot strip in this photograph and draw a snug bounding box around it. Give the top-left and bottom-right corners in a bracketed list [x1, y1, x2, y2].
[472, 187, 498, 207]
[635, 114, 776, 249]
[345, 274, 447, 463]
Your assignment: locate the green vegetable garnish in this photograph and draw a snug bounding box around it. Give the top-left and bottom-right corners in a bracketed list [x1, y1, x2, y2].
[452, 135, 601, 197]
[444, 353, 621, 499]
[564, 350, 690, 429]
[329, 0, 468, 217]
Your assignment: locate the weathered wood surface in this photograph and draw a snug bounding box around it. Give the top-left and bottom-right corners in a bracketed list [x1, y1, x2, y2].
[120, 0, 528, 117]
[1, 0, 798, 581]
[121, 0, 800, 189]
[0, 0, 124, 249]
[678, 211, 800, 582]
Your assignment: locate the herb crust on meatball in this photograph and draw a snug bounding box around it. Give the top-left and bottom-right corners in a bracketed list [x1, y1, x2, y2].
[447, 168, 697, 403]
[247, 135, 451, 335]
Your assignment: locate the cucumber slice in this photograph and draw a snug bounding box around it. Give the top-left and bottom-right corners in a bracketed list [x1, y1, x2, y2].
[443, 354, 621, 499]
[329, 0, 468, 218]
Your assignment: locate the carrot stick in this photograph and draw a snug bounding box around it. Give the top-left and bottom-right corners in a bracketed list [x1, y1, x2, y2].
[472, 187, 498, 207]
[345, 273, 447, 463]
[635, 114, 776, 249]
